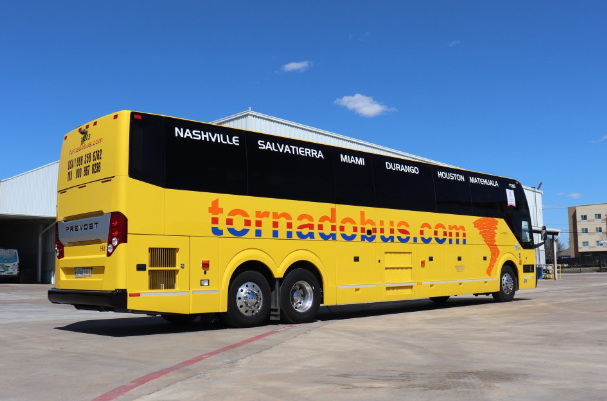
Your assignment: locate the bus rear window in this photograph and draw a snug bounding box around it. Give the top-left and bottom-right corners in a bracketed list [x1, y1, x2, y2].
[129, 113, 165, 186]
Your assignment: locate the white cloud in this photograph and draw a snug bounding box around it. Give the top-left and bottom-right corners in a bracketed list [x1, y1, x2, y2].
[334, 94, 395, 118]
[448, 40, 461, 47]
[558, 192, 582, 199]
[348, 32, 371, 42]
[591, 134, 607, 143]
[281, 61, 312, 73]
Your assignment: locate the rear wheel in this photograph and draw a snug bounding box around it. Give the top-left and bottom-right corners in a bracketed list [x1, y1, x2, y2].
[280, 269, 321, 324]
[492, 265, 516, 302]
[429, 296, 450, 304]
[223, 271, 271, 328]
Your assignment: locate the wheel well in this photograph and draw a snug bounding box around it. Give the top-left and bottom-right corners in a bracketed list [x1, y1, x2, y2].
[229, 260, 275, 289]
[283, 261, 324, 303]
[503, 261, 519, 290]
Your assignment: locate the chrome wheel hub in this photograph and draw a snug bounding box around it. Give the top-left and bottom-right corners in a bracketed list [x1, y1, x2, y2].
[236, 282, 263, 316]
[502, 273, 514, 295]
[290, 281, 313, 313]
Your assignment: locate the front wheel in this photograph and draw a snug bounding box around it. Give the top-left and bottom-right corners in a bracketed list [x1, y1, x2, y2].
[223, 271, 271, 328]
[492, 265, 516, 302]
[280, 269, 321, 324]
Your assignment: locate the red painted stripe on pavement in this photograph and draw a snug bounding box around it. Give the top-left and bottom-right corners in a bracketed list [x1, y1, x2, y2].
[92, 325, 295, 401]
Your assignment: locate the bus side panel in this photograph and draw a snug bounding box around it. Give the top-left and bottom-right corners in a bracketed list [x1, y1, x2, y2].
[126, 235, 189, 314]
[519, 248, 537, 289]
[190, 236, 220, 313]
[125, 179, 165, 236]
[335, 204, 380, 305]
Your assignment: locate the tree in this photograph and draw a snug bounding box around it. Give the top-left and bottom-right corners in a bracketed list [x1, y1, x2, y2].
[545, 238, 568, 264]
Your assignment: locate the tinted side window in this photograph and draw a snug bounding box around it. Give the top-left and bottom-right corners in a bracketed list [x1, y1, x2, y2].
[164, 119, 247, 195]
[513, 184, 530, 212]
[247, 133, 334, 203]
[129, 113, 165, 186]
[433, 168, 472, 215]
[373, 157, 435, 212]
[469, 174, 507, 218]
[512, 183, 533, 248]
[334, 150, 374, 207]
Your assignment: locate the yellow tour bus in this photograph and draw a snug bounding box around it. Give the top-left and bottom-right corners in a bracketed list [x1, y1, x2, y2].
[49, 111, 541, 327]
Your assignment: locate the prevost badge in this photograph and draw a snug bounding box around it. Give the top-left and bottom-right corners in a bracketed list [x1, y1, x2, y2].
[58, 214, 111, 243]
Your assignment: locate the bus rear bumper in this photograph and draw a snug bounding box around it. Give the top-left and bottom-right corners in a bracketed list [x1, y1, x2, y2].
[48, 288, 127, 311]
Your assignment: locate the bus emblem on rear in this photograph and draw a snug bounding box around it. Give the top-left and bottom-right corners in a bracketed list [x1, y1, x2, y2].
[79, 129, 91, 145]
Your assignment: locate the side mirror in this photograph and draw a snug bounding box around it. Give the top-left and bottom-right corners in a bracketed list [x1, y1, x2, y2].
[534, 226, 548, 248]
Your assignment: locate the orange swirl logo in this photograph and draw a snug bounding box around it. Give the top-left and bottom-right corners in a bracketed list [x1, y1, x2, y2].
[474, 217, 500, 276]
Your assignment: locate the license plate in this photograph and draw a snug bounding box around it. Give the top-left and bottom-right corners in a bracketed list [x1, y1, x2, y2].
[75, 268, 92, 278]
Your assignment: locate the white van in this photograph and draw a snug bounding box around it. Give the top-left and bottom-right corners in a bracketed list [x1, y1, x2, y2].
[0, 249, 20, 281]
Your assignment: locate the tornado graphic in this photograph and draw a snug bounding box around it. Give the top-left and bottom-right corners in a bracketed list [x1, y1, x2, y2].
[473, 217, 500, 276]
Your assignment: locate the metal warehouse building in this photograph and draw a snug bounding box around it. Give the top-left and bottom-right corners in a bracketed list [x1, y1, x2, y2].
[0, 110, 548, 283]
[0, 161, 58, 283]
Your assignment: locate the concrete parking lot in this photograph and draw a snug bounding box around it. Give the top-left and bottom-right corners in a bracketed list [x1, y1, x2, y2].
[1, 274, 606, 401]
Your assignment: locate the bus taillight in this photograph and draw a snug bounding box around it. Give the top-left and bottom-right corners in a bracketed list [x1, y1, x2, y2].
[55, 224, 64, 259]
[107, 212, 128, 257]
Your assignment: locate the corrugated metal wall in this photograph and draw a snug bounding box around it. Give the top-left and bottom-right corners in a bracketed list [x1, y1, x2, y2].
[524, 186, 546, 265]
[0, 162, 58, 283]
[213, 111, 451, 166]
[0, 161, 58, 217]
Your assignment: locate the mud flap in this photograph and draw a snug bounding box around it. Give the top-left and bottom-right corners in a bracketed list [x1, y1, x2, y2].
[270, 278, 281, 321]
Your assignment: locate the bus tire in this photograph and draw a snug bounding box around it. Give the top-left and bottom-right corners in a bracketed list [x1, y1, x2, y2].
[161, 314, 198, 324]
[280, 268, 321, 324]
[492, 265, 516, 302]
[429, 296, 450, 304]
[224, 271, 271, 328]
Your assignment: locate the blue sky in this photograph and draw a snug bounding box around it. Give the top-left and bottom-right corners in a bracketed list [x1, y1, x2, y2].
[1, 1, 606, 243]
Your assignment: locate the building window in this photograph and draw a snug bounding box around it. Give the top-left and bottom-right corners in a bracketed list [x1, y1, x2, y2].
[597, 241, 604, 247]
[582, 241, 589, 248]
[595, 214, 602, 220]
[581, 215, 587, 221]
[581, 228, 588, 234]
[597, 227, 603, 233]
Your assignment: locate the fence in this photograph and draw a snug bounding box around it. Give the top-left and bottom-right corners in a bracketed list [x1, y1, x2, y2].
[558, 254, 607, 269]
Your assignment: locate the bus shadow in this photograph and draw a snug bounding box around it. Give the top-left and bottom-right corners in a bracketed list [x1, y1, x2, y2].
[316, 296, 530, 322]
[55, 296, 530, 337]
[55, 315, 227, 337]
